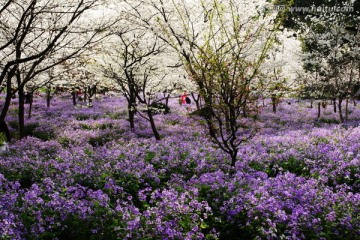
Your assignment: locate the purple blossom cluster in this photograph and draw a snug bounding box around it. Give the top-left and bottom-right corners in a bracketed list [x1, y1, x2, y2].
[0, 95, 359, 239]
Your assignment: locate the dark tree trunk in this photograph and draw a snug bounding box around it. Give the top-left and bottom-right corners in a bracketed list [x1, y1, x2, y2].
[147, 109, 160, 140]
[317, 102, 321, 119]
[225, 111, 231, 132]
[28, 100, 33, 119]
[128, 92, 137, 130]
[0, 120, 11, 142]
[243, 105, 247, 117]
[338, 98, 344, 123]
[310, 100, 313, 108]
[230, 149, 238, 168]
[84, 88, 87, 103]
[354, 99, 357, 106]
[18, 86, 25, 139]
[333, 99, 337, 113]
[87, 86, 93, 107]
[0, 83, 12, 121]
[128, 105, 135, 130]
[46, 97, 51, 108]
[0, 76, 12, 142]
[191, 92, 201, 110]
[0, 68, 17, 142]
[71, 92, 77, 106]
[207, 122, 217, 139]
[165, 94, 170, 107]
[92, 85, 96, 99]
[0, 67, 16, 119]
[345, 98, 349, 121]
[46, 89, 51, 108]
[0, 79, 10, 143]
[271, 95, 277, 113]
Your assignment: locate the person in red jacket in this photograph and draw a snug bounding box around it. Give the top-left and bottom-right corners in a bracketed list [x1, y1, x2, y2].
[180, 91, 188, 105]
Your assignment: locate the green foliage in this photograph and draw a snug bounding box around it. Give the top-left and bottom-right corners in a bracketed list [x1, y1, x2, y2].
[249, 156, 310, 178]
[106, 111, 125, 120]
[318, 118, 341, 124]
[23, 123, 40, 137]
[166, 119, 179, 125]
[80, 123, 114, 130]
[58, 137, 71, 147]
[79, 123, 92, 130]
[0, 165, 44, 189]
[75, 114, 91, 121]
[144, 151, 156, 162]
[9, 122, 56, 141]
[0, 132, 6, 145]
[278, 156, 310, 176]
[8, 120, 19, 130]
[147, 103, 171, 115]
[329, 165, 360, 193]
[97, 123, 114, 130]
[88, 133, 114, 147]
[190, 107, 212, 120]
[197, 184, 259, 240]
[32, 128, 56, 141]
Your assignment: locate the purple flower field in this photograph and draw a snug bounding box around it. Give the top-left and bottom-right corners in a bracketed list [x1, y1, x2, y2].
[0, 95, 359, 239]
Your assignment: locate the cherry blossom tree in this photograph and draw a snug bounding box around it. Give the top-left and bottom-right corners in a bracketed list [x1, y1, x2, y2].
[0, 0, 116, 139]
[300, 8, 359, 122]
[100, 25, 182, 140]
[269, 0, 360, 122]
[125, 0, 279, 167]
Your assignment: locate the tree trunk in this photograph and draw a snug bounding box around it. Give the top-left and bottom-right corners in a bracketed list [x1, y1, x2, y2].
[191, 92, 200, 110]
[245, 97, 249, 117]
[0, 79, 11, 142]
[243, 105, 247, 117]
[92, 85, 96, 99]
[225, 111, 231, 132]
[354, 99, 357, 107]
[87, 86, 92, 105]
[165, 94, 170, 107]
[338, 98, 344, 123]
[84, 88, 87, 103]
[310, 99, 313, 108]
[345, 98, 349, 122]
[230, 149, 238, 168]
[271, 96, 276, 113]
[0, 82, 13, 122]
[72, 92, 77, 106]
[333, 99, 337, 113]
[0, 120, 11, 143]
[128, 93, 137, 130]
[128, 104, 135, 130]
[147, 109, 161, 140]
[0, 68, 17, 142]
[46, 89, 51, 108]
[18, 86, 25, 139]
[317, 102, 321, 119]
[28, 101, 33, 119]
